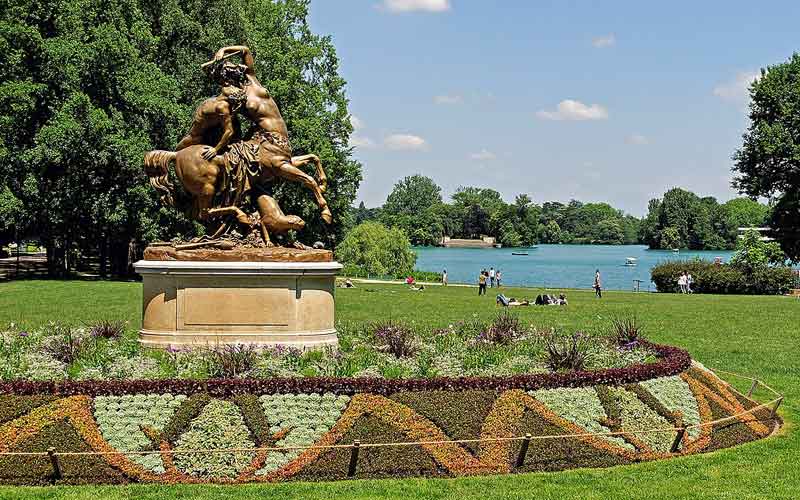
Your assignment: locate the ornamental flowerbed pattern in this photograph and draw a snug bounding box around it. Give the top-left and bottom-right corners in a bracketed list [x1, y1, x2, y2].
[0, 363, 778, 484]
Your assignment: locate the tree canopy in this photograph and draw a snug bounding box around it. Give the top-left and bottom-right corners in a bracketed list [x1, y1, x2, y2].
[335, 221, 415, 277]
[0, 0, 360, 275]
[639, 188, 769, 250]
[733, 53, 800, 261]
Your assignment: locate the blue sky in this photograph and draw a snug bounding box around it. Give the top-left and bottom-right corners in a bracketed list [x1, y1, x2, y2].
[308, 0, 800, 215]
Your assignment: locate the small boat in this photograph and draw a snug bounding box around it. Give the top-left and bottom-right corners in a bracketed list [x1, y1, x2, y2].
[512, 252, 529, 256]
[624, 257, 638, 266]
[672, 248, 680, 253]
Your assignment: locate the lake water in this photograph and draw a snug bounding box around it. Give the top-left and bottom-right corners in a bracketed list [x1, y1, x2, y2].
[413, 245, 735, 291]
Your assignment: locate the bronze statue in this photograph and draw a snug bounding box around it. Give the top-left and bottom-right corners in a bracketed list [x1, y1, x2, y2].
[144, 45, 331, 247]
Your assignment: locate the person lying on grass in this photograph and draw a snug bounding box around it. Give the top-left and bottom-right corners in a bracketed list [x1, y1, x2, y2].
[496, 294, 530, 306]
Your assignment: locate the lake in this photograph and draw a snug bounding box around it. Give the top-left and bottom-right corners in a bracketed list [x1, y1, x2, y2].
[413, 245, 735, 291]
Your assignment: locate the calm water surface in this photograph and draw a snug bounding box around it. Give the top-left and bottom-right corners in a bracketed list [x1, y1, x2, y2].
[413, 245, 735, 291]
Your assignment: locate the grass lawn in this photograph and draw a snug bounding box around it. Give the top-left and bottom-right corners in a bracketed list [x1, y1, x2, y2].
[0, 280, 796, 499]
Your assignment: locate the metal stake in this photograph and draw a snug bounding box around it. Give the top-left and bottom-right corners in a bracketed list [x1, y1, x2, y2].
[347, 440, 360, 477]
[670, 427, 686, 453]
[770, 397, 783, 420]
[515, 433, 532, 468]
[47, 447, 62, 483]
[747, 380, 758, 398]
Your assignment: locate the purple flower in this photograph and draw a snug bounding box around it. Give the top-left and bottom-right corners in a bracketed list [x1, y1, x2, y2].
[18, 331, 29, 338]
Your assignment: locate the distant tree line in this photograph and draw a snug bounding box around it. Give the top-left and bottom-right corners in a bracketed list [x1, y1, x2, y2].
[351, 175, 769, 250]
[639, 188, 769, 250]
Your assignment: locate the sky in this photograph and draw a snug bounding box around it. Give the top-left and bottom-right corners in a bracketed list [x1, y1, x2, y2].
[308, 0, 800, 216]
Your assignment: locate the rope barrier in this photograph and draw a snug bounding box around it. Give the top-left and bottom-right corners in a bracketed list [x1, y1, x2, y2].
[0, 368, 782, 460]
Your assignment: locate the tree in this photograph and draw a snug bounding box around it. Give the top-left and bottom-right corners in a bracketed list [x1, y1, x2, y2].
[730, 230, 786, 273]
[0, 185, 22, 241]
[335, 221, 416, 277]
[716, 198, 770, 247]
[733, 53, 800, 261]
[594, 219, 624, 244]
[541, 220, 563, 244]
[0, 0, 360, 276]
[382, 175, 442, 216]
[380, 175, 443, 245]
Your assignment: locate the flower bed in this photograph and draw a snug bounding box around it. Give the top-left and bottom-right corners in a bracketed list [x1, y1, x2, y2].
[0, 314, 661, 383]
[0, 359, 779, 485]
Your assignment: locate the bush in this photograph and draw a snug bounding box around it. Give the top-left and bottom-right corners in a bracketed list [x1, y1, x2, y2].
[335, 222, 416, 277]
[650, 259, 795, 295]
[339, 264, 441, 282]
[373, 321, 417, 358]
[544, 332, 587, 372]
[610, 317, 643, 347]
[477, 310, 521, 345]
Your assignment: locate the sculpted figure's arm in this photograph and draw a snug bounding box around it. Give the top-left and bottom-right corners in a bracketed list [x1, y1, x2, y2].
[215, 45, 255, 74]
[201, 100, 235, 160]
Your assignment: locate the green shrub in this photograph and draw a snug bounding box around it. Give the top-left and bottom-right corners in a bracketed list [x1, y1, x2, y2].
[339, 263, 441, 282]
[650, 259, 795, 295]
[335, 222, 416, 277]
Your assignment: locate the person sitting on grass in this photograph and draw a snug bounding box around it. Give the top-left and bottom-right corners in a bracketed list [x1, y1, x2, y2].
[410, 283, 425, 291]
[338, 278, 355, 288]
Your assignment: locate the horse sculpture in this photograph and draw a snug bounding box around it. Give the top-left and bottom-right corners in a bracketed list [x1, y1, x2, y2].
[143, 45, 331, 247]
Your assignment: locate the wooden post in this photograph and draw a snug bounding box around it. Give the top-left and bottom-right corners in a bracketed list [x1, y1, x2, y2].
[770, 397, 783, 420]
[670, 427, 686, 453]
[515, 434, 532, 468]
[47, 447, 62, 483]
[347, 440, 360, 477]
[747, 380, 758, 397]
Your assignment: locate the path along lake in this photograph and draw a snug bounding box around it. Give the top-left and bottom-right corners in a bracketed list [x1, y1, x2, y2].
[413, 245, 735, 291]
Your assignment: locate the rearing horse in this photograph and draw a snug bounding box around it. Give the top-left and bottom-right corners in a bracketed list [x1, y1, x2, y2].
[143, 44, 331, 243]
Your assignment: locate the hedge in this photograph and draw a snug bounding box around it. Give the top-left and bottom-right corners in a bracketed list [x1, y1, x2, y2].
[650, 260, 796, 295]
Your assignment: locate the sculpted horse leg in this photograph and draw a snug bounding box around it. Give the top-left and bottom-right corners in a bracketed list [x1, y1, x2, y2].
[290, 154, 327, 194]
[270, 158, 332, 224]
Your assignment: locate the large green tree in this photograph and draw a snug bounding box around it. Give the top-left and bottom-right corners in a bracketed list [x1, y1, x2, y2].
[0, 0, 360, 276]
[733, 53, 800, 261]
[380, 175, 444, 245]
[335, 221, 416, 277]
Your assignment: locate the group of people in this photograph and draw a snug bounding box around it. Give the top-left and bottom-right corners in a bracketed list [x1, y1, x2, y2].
[477, 267, 502, 295]
[677, 271, 694, 294]
[495, 292, 567, 307]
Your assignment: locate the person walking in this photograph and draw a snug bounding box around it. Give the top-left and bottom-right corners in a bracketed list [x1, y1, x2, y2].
[678, 272, 687, 294]
[686, 272, 694, 294]
[442, 269, 448, 286]
[594, 269, 602, 298]
[478, 270, 487, 296]
[496, 270, 502, 288]
[489, 267, 496, 288]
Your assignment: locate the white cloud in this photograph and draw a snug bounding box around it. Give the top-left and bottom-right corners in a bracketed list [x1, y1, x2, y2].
[350, 135, 375, 148]
[713, 71, 759, 105]
[625, 134, 649, 145]
[536, 100, 609, 121]
[382, 0, 450, 13]
[434, 94, 463, 105]
[592, 34, 616, 48]
[469, 149, 495, 161]
[350, 115, 364, 130]
[384, 133, 428, 150]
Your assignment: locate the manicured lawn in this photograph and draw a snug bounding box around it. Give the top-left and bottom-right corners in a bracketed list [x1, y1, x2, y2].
[0, 280, 796, 499]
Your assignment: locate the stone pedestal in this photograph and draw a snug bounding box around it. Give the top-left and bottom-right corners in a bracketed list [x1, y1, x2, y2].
[134, 247, 341, 350]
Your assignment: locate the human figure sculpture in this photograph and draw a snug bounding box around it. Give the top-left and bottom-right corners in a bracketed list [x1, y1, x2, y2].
[144, 45, 331, 247]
